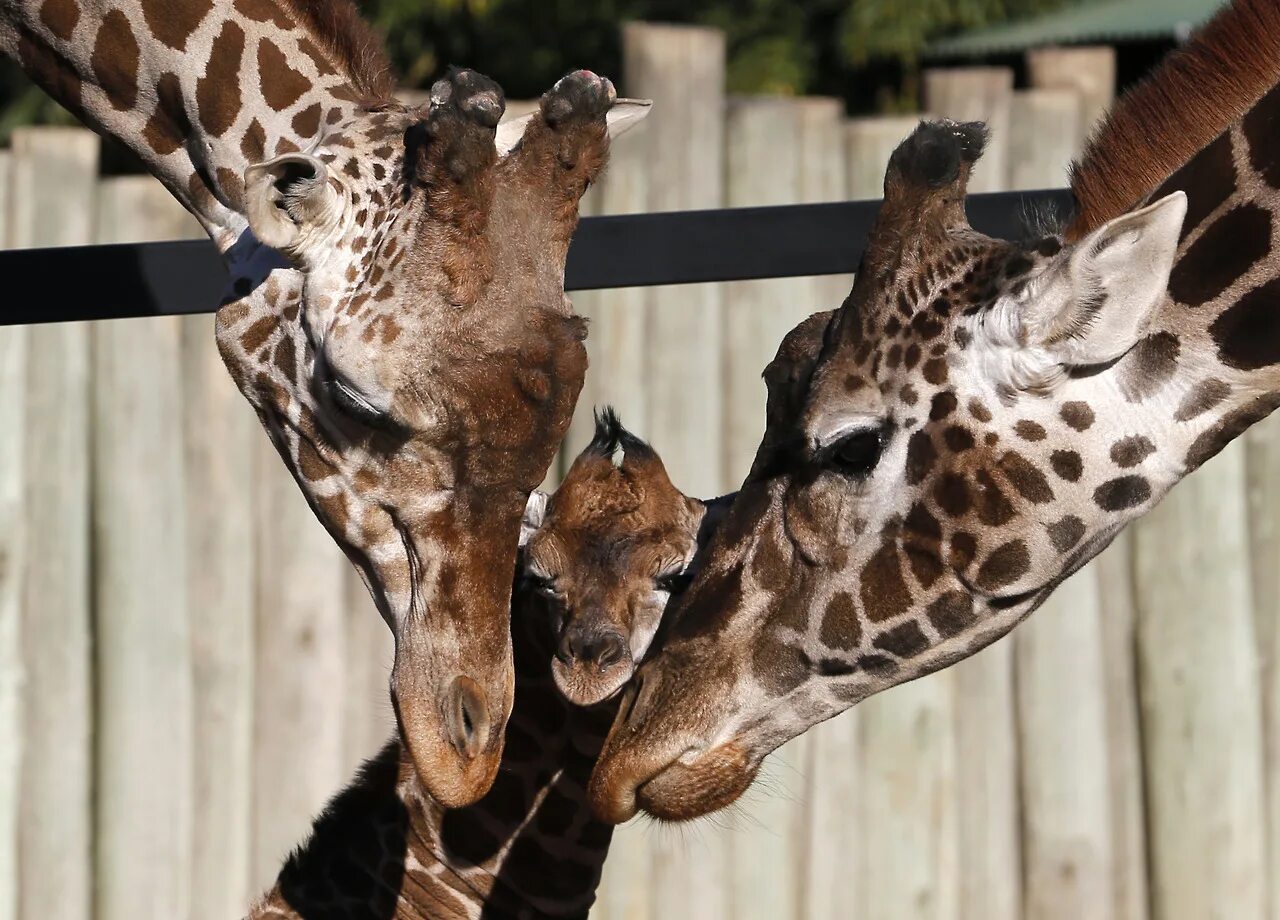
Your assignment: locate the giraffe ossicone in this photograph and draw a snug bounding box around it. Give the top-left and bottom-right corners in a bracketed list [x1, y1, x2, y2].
[590, 0, 1280, 824]
[0, 0, 650, 810]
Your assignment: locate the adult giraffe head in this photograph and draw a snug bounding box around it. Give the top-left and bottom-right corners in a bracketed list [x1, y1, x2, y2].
[521, 409, 715, 706]
[216, 68, 649, 809]
[591, 0, 1280, 823]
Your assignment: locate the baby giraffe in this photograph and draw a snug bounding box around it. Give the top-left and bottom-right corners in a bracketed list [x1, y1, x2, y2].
[250, 411, 710, 919]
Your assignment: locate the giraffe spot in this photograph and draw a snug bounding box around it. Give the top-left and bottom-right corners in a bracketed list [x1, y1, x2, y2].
[886, 344, 903, 369]
[273, 335, 297, 381]
[1014, 420, 1046, 441]
[1211, 277, 1280, 370]
[1244, 83, 1280, 189]
[860, 541, 912, 623]
[974, 469, 1016, 526]
[240, 118, 266, 163]
[934, 472, 971, 518]
[216, 167, 245, 211]
[1168, 205, 1270, 307]
[819, 592, 861, 650]
[1047, 515, 1085, 553]
[196, 20, 245, 137]
[297, 438, 331, 482]
[316, 491, 349, 532]
[39, 0, 80, 40]
[298, 38, 339, 76]
[88, 9, 138, 110]
[1119, 331, 1181, 403]
[292, 102, 323, 139]
[239, 315, 276, 353]
[1153, 132, 1236, 238]
[905, 431, 937, 485]
[976, 539, 1031, 591]
[1185, 391, 1280, 471]
[274, 136, 300, 155]
[326, 106, 344, 125]
[922, 358, 949, 385]
[901, 384, 920, 406]
[1094, 475, 1151, 512]
[873, 622, 929, 659]
[1060, 401, 1094, 431]
[1049, 449, 1082, 482]
[141, 0, 212, 50]
[1110, 435, 1156, 468]
[904, 504, 944, 588]
[142, 72, 191, 156]
[949, 531, 978, 571]
[943, 425, 975, 452]
[968, 399, 992, 423]
[998, 451, 1054, 503]
[259, 39, 312, 111]
[1175, 378, 1231, 422]
[751, 630, 807, 695]
[929, 391, 956, 421]
[234, 0, 293, 27]
[926, 591, 976, 638]
[855, 655, 898, 676]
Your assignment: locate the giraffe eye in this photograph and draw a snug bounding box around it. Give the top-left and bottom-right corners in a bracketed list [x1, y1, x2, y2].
[823, 427, 886, 479]
[655, 569, 692, 594]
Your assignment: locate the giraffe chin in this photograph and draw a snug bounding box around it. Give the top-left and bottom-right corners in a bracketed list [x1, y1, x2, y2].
[589, 740, 757, 824]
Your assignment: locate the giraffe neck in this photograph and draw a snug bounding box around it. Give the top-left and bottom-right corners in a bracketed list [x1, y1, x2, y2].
[0, 0, 391, 248]
[251, 589, 616, 920]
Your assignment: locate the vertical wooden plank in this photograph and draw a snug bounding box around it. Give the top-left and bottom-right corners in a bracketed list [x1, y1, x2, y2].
[1093, 534, 1151, 920]
[183, 314, 258, 919]
[0, 149, 20, 920]
[794, 96, 863, 920]
[1016, 568, 1114, 920]
[621, 24, 730, 920]
[0, 143, 21, 920]
[921, 67, 1014, 192]
[565, 108, 651, 457]
[623, 22, 726, 501]
[1026, 47, 1117, 149]
[1008, 90, 1081, 192]
[92, 178, 197, 920]
[1247, 417, 1280, 920]
[1134, 441, 1266, 920]
[250, 437, 349, 889]
[848, 114, 959, 920]
[570, 98, 656, 920]
[722, 96, 809, 920]
[11, 127, 97, 920]
[917, 78, 1021, 920]
[342, 573, 394, 776]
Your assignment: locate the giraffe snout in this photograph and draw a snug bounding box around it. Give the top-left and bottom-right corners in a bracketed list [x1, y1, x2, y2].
[443, 675, 492, 761]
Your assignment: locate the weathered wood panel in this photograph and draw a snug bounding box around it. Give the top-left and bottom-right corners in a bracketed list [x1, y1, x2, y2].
[10, 127, 98, 920]
[1009, 89, 1080, 192]
[621, 23, 732, 920]
[92, 179, 197, 920]
[1134, 441, 1267, 920]
[1026, 47, 1118, 149]
[0, 149, 20, 920]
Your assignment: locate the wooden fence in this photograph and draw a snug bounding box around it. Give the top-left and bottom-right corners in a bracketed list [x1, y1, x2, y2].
[1, 25, 1277, 920]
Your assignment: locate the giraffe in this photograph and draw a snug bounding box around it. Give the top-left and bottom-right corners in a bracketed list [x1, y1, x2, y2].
[522, 408, 720, 706]
[0, 0, 649, 807]
[588, 0, 1280, 824]
[249, 411, 709, 919]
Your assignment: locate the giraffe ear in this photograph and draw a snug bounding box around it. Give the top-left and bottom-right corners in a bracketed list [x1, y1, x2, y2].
[494, 98, 653, 157]
[519, 490, 550, 547]
[244, 154, 342, 260]
[1023, 192, 1187, 368]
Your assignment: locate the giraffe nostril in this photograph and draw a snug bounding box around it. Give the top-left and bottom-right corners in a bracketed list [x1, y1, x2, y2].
[563, 627, 628, 670]
[593, 632, 628, 670]
[444, 676, 490, 760]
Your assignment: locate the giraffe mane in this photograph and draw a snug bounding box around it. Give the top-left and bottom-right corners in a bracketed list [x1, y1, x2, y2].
[1066, 0, 1280, 240]
[277, 0, 397, 104]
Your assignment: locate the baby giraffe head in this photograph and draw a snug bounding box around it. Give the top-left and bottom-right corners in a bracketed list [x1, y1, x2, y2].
[520, 409, 710, 706]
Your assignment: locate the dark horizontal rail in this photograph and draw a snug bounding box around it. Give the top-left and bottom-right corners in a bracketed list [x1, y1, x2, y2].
[0, 189, 1073, 327]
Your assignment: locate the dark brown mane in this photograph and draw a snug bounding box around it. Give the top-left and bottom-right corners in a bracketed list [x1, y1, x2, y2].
[278, 0, 397, 103]
[1066, 0, 1280, 240]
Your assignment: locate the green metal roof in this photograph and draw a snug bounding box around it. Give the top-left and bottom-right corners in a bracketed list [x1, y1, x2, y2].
[926, 0, 1225, 58]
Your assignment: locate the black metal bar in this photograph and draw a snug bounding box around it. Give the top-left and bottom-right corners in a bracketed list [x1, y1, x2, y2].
[0, 188, 1073, 327]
